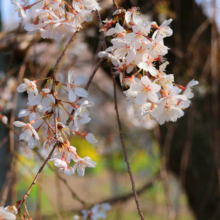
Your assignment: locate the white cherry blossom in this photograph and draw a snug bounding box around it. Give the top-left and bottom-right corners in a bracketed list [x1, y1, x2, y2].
[152, 95, 187, 125]
[72, 157, 96, 177]
[28, 88, 55, 109]
[17, 78, 38, 99]
[183, 79, 199, 99]
[133, 76, 161, 105]
[13, 121, 40, 149]
[10, 0, 27, 19]
[67, 71, 88, 102]
[91, 203, 111, 220]
[0, 207, 16, 220]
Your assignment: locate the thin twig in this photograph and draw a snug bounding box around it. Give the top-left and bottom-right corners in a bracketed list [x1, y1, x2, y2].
[17, 143, 59, 209]
[112, 0, 119, 9]
[97, 173, 160, 205]
[52, 30, 80, 76]
[43, 173, 160, 219]
[1, 120, 86, 207]
[96, 10, 145, 220]
[14, 154, 64, 220]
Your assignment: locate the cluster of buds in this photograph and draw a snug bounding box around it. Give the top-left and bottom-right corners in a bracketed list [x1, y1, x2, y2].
[10, 0, 101, 39]
[14, 70, 98, 177]
[73, 203, 111, 220]
[99, 7, 198, 125]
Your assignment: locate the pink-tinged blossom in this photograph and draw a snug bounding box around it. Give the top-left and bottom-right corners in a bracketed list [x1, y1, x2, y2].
[72, 0, 101, 12]
[125, 8, 143, 25]
[137, 58, 158, 77]
[13, 121, 40, 149]
[133, 76, 161, 105]
[67, 70, 88, 102]
[17, 78, 38, 99]
[152, 95, 187, 125]
[106, 23, 126, 37]
[73, 157, 96, 177]
[98, 51, 120, 66]
[28, 88, 55, 109]
[10, 0, 27, 19]
[153, 19, 173, 38]
[183, 79, 199, 99]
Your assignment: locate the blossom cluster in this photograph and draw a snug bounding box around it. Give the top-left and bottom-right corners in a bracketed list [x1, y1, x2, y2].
[98, 7, 198, 125]
[10, 0, 101, 39]
[13, 70, 98, 177]
[73, 203, 111, 220]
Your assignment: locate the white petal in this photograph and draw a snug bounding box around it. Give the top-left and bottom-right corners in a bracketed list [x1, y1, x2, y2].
[54, 159, 67, 168]
[77, 164, 85, 177]
[18, 109, 30, 118]
[187, 79, 199, 88]
[106, 27, 116, 36]
[69, 90, 76, 102]
[17, 83, 28, 93]
[28, 137, 35, 149]
[148, 92, 159, 103]
[85, 133, 98, 144]
[75, 87, 88, 98]
[125, 11, 131, 23]
[74, 75, 86, 86]
[64, 168, 74, 176]
[136, 92, 148, 105]
[42, 97, 51, 108]
[29, 95, 42, 106]
[133, 14, 143, 25]
[141, 76, 151, 86]
[78, 117, 91, 125]
[13, 121, 26, 127]
[148, 65, 158, 76]
[47, 94, 55, 104]
[84, 157, 97, 167]
[68, 70, 75, 84]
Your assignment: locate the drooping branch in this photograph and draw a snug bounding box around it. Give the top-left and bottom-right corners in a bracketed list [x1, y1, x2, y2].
[96, 9, 145, 220]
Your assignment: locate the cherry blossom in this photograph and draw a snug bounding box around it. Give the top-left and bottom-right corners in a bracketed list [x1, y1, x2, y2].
[133, 76, 161, 105]
[67, 71, 88, 102]
[0, 207, 16, 220]
[17, 78, 38, 99]
[73, 157, 97, 177]
[13, 121, 40, 149]
[10, 0, 27, 19]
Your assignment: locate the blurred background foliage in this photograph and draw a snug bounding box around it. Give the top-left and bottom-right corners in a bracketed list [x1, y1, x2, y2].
[0, 0, 219, 219]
